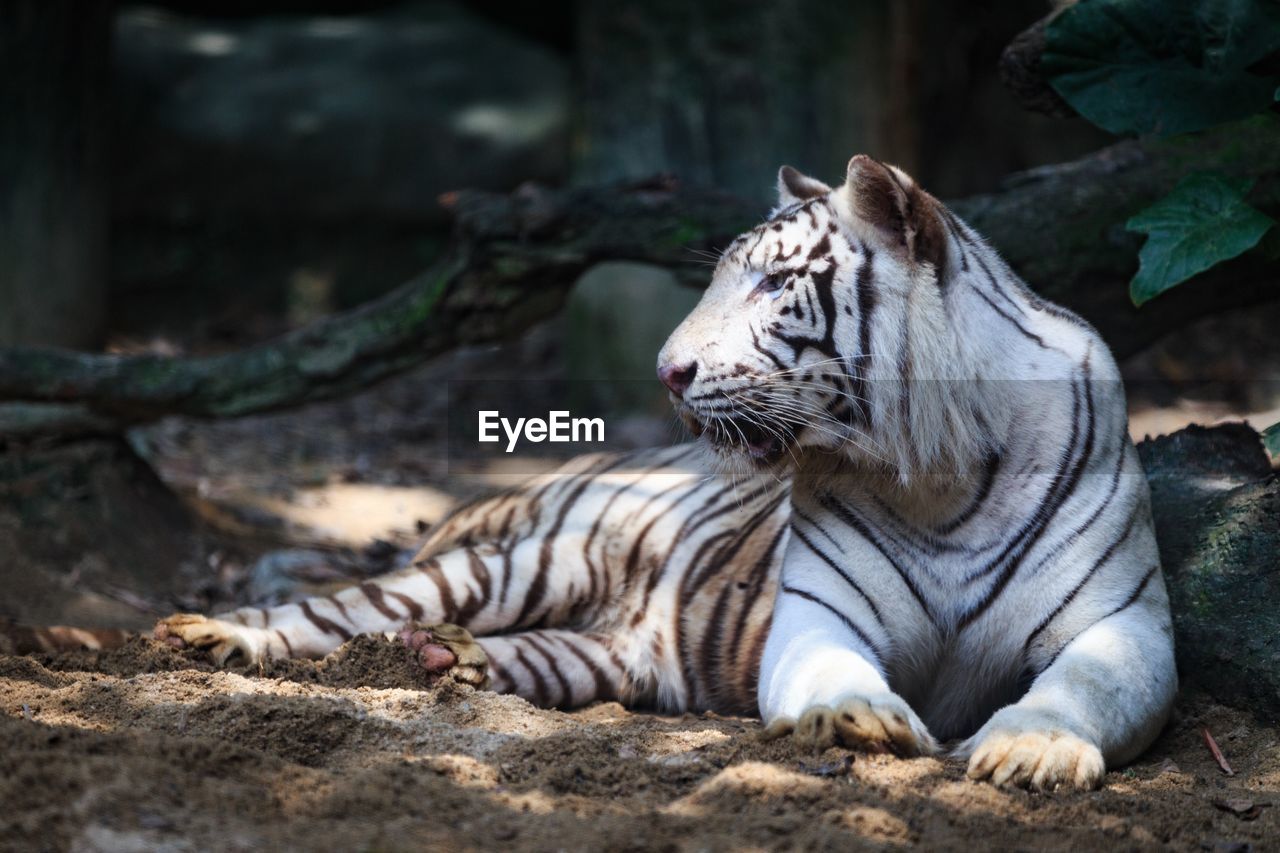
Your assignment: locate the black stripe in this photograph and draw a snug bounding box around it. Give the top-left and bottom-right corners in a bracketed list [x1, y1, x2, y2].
[819, 493, 939, 628]
[751, 325, 790, 371]
[360, 582, 401, 622]
[453, 548, 492, 625]
[777, 263, 839, 361]
[780, 585, 882, 664]
[674, 495, 787, 698]
[1107, 564, 1159, 617]
[674, 493, 787, 701]
[487, 655, 514, 693]
[326, 594, 352, 623]
[723, 523, 788, 700]
[580, 467, 653, 606]
[934, 451, 1000, 535]
[967, 281, 1050, 349]
[972, 253, 1030, 318]
[697, 582, 736, 700]
[671, 479, 768, 556]
[523, 635, 573, 707]
[851, 247, 876, 425]
[1021, 442, 1128, 580]
[1033, 565, 1159, 676]
[388, 590, 424, 622]
[681, 488, 787, 597]
[790, 523, 884, 626]
[1022, 507, 1142, 654]
[299, 600, 352, 641]
[415, 558, 459, 623]
[959, 360, 1098, 627]
[517, 455, 634, 627]
[511, 643, 550, 706]
[792, 505, 844, 552]
[553, 634, 617, 702]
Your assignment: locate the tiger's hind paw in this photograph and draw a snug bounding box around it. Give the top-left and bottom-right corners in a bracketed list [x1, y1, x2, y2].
[760, 694, 939, 757]
[154, 613, 265, 667]
[397, 622, 490, 689]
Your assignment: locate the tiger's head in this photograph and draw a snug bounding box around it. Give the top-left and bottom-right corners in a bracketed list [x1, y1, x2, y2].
[658, 155, 997, 481]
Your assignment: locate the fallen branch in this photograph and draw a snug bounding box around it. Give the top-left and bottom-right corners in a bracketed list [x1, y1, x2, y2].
[0, 179, 755, 436]
[3, 119, 1280, 436]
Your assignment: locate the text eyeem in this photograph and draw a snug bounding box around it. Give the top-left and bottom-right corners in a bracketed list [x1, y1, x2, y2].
[478, 411, 605, 453]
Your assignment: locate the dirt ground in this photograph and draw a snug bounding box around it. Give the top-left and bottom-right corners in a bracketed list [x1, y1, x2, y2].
[2, 636, 1277, 852]
[4, 307, 1279, 851]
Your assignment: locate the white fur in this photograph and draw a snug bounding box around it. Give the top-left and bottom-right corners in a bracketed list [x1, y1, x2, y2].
[661, 160, 1175, 789]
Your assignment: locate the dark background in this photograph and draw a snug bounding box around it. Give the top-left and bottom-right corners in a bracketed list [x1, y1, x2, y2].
[2, 0, 1276, 496]
[4, 0, 1112, 353]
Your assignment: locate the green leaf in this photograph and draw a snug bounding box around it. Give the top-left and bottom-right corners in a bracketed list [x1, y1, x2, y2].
[1263, 421, 1280, 458]
[1043, 0, 1280, 137]
[1126, 173, 1275, 305]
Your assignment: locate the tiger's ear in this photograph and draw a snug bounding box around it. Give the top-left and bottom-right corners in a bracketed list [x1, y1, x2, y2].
[776, 165, 832, 207]
[844, 155, 948, 279]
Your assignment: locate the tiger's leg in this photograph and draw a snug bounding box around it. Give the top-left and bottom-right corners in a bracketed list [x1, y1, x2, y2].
[400, 624, 627, 708]
[960, 584, 1176, 791]
[755, 574, 939, 756]
[154, 538, 601, 666]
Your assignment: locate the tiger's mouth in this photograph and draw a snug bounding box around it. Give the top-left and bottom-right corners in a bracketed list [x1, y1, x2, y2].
[679, 409, 793, 465]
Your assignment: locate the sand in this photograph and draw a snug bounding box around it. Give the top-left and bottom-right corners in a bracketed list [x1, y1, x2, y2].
[2, 636, 1277, 852]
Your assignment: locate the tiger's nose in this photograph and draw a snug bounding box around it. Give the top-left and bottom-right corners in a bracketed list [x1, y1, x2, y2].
[658, 361, 698, 398]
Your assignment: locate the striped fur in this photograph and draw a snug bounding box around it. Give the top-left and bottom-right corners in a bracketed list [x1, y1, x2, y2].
[160, 447, 789, 715]
[660, 156, 1174, 789]
[153, 156, 1174, 790]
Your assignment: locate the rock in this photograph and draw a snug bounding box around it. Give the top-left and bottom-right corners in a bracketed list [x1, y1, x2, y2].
[1139, 424, 1280, 719]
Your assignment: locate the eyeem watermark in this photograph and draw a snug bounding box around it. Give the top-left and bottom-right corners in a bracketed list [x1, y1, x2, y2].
[478, 410, 605, 453]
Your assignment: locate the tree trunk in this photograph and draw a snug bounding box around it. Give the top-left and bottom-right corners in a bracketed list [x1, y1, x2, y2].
[0, 1, 113, 349]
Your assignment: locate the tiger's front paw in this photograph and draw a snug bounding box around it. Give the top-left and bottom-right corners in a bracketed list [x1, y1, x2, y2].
[154, 614, 266, 667]
[760, 694, 939, 756]
[962, 714, 1105, 791]
[397, 622, 490, 689]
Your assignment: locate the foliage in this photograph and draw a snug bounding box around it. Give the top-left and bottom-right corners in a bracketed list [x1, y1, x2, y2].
[1126, 174, 1275, 305]
[1042, 0, 1280, 304]
[1263, 421, 1280, 458]
[1042, 0, 1280, 138]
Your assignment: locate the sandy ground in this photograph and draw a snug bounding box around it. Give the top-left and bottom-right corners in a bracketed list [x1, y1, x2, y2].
[5, 308, 1278, 851]
[2, 636, 1277, 852]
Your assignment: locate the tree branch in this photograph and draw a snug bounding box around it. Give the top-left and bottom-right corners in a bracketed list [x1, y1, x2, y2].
[0, 179, 755, 436]
[950, 116, 1280, 356]
[997, 11, 1078, 119]
[4, 117, 1280, 437]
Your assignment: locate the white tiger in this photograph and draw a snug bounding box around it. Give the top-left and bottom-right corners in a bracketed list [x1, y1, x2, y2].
[154, 155, 1175, 792]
